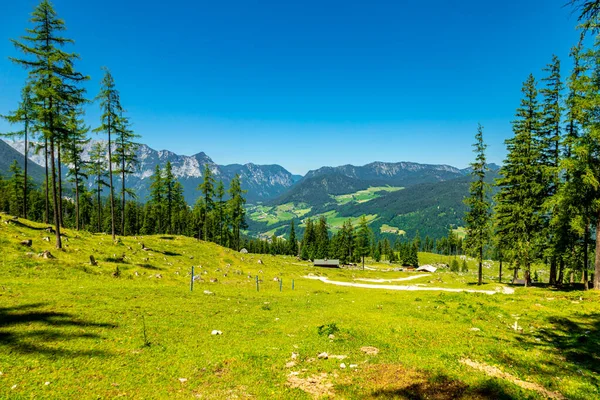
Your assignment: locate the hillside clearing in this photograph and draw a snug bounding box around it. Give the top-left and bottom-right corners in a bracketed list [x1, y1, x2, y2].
[0, 216, 598, 399]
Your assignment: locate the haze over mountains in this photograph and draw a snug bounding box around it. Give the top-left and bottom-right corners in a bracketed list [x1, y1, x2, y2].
[1, 138, 500, 239]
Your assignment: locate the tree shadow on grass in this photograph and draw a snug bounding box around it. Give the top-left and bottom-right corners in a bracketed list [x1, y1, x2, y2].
[515, 314, 600, 378]
[370, 376, 515, 399]
[0, 303, 117, 357]
[136, 263, 163, 270]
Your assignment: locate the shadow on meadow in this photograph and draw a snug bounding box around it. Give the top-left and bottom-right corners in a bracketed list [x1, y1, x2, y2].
[0, 303, 116, 357]
[340, 365, 516, 399]
[515, 314, 600, 379]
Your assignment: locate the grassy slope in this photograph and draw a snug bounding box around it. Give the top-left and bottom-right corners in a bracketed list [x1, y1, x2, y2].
[1, 215, 599, 399]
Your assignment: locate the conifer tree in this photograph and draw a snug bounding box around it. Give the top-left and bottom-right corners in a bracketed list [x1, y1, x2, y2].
[315, 216, 329, 259]
[227, 174, 247, 251]
[289, 220, 298, 256]
[114, 110, 139, 235]
[149, 164, 165, 233]
[10, 0, 88, 248]
[215, 180, 226, 245]
[464, 124, 491, 285]
[495, 75, 543, 286]
[63, 108, 89, 230]
[198, 164, 215, 240]
[355, 215, 372, 269]
[94, 68, 121, 240]
[86, 142, 108, 232]
[2, 84, 36, 218]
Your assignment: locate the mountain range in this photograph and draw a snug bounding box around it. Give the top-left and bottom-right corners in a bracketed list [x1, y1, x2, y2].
[1, 138, 500, 239]
[3, 139, 301, 204]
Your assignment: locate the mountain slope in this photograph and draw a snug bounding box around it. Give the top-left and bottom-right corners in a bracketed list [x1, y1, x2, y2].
[0, 139, 45, 183]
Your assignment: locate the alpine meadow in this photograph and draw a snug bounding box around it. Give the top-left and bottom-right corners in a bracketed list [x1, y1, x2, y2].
[2, 1, 600, 399]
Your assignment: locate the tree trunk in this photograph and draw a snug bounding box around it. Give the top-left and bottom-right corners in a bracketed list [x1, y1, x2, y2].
[558, 258, 565, 287]
[74, 166, 79, 231]
[23, 121, 28, 219]
[583, 218, 590, 290]
[121, 168, 125, 236]
[478, 246, 483, 285]
[594, 208, 600, 291]
[97, 179, 101, 232]
[50, 137, 62, 249]
[108, 128, 115, 240]
[57, 143, 63, 228]
[498, 255, 503, 283]
[549, 257, 557, 286]
[44, 138, 49, 224]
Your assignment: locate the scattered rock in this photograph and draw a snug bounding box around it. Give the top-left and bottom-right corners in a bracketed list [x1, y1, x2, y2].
[470, 327, 481, 332]
[211, 330, 222, 335]
[39, 250, 54, 259]
[360, 346, 379, 355]
[193, 275, 203, 282]
[134, 271, 139, 276]
[178, 378, 187, 383]
[45, 227, 54, 233]
[317, 352, 329, 359]
[328, 334, 335, 339]
[155, 274, 162, 279]
[44, 381, 50, 386]
[203, 290, 215, 295]
[340, 363, 346, 369]
[257, 259, 263, 265]
[349, 364, 358, 369]
[210, 278, 218, 283]
[20, 239, 32, 247]
[285, 361, 297, 368]
[43, 237, 50, 242]
[291, 352, 298, 360]
[273, 277, 280, 282]
[329, 355, 347, 360]
[90, 255, 98, 266]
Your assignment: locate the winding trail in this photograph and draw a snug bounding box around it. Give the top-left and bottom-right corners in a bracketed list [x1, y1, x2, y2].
[355, 274, 430, 283]
[304, 276, 515, 295]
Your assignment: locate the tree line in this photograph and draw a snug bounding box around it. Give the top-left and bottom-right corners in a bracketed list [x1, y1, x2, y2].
[462, 2, 600, 289]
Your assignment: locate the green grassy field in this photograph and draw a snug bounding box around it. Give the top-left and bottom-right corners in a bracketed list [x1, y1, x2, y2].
[331, 186, 404, 205]
[1, 214, 599, 399]
[248, 203, 312, 226]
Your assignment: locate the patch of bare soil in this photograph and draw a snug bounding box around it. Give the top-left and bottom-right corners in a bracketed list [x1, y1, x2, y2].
[287, 372, 335, 399]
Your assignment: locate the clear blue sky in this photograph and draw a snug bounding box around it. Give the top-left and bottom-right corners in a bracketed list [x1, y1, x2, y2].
[0, 0, 583, 175]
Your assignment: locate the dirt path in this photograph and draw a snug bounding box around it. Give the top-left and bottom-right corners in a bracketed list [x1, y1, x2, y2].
[355, 274, 430, 283]
[460, 358, 564, 399]
[303, 276, 515, 295]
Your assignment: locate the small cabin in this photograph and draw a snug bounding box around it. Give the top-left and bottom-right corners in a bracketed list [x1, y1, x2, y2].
[313, 259, 340, 268]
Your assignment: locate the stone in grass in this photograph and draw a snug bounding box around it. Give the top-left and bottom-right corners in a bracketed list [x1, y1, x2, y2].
[39, 250, 54, 259]
[291, 352, 299, 360]
[178, 378, 187, 383]
[203, 290, 215, 295]
[328, 334, 335, 339]
[211, 330, 223, 335]
[349, 364, 358, 369]
[210, 278, 218, 283]
[20, 239, 32, 247]
[285, 361, 297, 368]
[470, 327, 481, 332]
[317, 352, 328, 359]
[340, 363, 346, 369]
[90, 255, 98, 266]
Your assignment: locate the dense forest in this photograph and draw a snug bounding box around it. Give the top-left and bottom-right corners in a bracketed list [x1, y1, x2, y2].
[1, 0, 600, 290]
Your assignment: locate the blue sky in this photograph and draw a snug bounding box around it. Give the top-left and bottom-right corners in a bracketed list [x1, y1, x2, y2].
[0, 0, 583, 175]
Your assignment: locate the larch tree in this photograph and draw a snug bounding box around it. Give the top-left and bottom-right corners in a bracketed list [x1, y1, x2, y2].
[355, 215, 372, 270]
[114, 110, 139, 235]
[2, 84, 36, 219]
[198, 164, 215, 241]
[86, 142, 109, 232]
[10, 0, 88, 248]
[289, 219, 298, 256]
[93, 67, 122, 240]
[464, 124, 491, 286]
[63, 108, 89, 230]
[227, 174, 247, 251]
